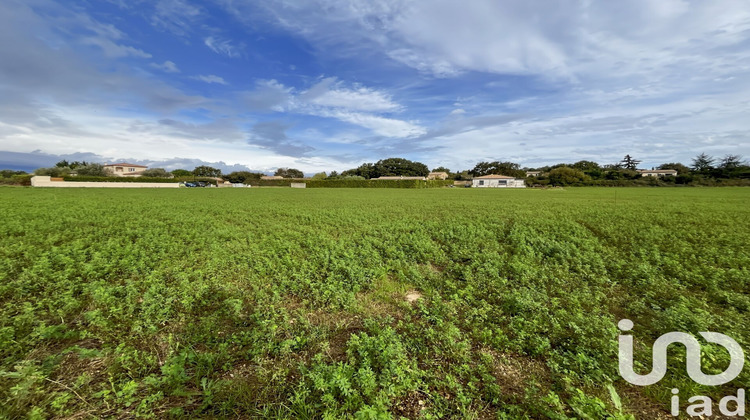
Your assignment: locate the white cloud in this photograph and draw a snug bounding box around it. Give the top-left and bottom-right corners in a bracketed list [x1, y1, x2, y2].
[151, 0, 202, 36]
[150, 60, 180, 73]
[246, 78, 422, 137]
[80, 36, 151, 58]
[319, 110, 425, 138]
[242, 79, 293, 111]
[192, 74, 228, 85]
[233, 0, 750, 85]
[204, 36, 241, 58]
[301, 78, 401, 112]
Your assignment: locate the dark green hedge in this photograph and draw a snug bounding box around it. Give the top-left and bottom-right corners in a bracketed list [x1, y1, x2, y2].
[305, 179, 453, 188]
[244, 179, 302, 187]
[63, 176, 179, 183]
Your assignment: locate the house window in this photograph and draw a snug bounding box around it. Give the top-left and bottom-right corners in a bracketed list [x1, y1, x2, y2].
[129, 168, 136, 172]
[479, 180, 484, 186]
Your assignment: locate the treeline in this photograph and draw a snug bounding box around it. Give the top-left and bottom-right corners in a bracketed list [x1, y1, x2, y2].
[527, 153, 750, 186]
[5, 153, 750, 187]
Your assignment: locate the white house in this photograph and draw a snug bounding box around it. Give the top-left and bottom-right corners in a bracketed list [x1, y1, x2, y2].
[637, 169, 678, 177]
[472, 174, 526, 188]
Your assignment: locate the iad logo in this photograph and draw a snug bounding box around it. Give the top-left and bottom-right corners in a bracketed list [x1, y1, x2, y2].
[617, 319, 746, 417]
[618, 319, 744, 386]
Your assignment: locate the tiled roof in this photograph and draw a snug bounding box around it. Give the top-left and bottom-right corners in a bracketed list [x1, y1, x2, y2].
[474, 174, 516, 179]
[104, 163, 148, 168]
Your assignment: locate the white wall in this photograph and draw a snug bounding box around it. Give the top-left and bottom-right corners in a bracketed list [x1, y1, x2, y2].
[471, 178, 526, 188]
[31, 176, 179, 188]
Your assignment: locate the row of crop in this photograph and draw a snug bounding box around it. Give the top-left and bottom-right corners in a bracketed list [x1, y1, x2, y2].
[2, 188, 749, 419]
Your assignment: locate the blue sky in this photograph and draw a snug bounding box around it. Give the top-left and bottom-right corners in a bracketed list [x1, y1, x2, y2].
[2, 0, 750, 174]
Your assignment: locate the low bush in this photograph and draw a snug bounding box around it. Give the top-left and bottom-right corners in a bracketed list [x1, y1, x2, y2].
[306, 179, 453, 188]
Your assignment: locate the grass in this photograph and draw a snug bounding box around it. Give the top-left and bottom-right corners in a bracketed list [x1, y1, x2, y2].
[1, 187, 749, 418]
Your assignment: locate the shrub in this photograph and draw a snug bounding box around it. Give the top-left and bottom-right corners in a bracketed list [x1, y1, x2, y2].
[140, 168, 172, 178]
[34, 167, 71, 177]
[305, 180, 452, 188]
[75, 164, 110, 177]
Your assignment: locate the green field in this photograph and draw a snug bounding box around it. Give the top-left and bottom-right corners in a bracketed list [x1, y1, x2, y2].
[1, 187, 749, 419]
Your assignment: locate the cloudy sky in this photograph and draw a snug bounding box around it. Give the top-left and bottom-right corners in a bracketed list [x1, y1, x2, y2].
[2, 0, 750, 174]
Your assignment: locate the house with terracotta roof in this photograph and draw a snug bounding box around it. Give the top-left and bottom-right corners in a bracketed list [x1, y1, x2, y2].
[103, 163, 148, 177]
[427, 171, 449, 180]
[472, 174, 526, 188]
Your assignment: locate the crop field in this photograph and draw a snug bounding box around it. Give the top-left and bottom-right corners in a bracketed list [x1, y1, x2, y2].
[1, 187, 749, 419]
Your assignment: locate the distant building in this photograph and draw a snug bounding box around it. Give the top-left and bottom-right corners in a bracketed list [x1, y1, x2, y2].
[526, 171, 542, 177]
[427, 171, 449, 180]
[374, 176, 427, 180]
[472, 174, 526, 188]
[261, 175, 284, 180]
[638, 169, 678, 177]
[104, 163, 148, 177]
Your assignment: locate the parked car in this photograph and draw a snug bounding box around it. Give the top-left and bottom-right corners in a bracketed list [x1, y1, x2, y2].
[183, 181, 210, 187]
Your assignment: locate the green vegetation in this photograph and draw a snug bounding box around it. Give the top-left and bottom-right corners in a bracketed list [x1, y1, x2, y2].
[1, 188, 748, 418]
[342, 158, 430, 179]
[275, 168, 305, 179]
[139, 168, 172, 178]
[0, 171, 30, 186]
[306, 179, 453, 188]
[62, 176, 179, 183]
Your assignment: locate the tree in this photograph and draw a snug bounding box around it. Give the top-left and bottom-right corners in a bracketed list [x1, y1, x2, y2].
[431, 166, 452, 175]
[311, 172, 327, 180]
[547, 167, 590, 186]
[76, 163, 109, 176]
[342, 158, 429, 179]
[620, 155, 641, 171]
[171, 169, 193, 177]
[342, 163, 376, 179]
[224, 171, 262, 183]
[469, 161, 525, 178]
[658, 163, 691, 175]
[54, 160, 88, 169]
[193, 165, 222, 177]
[691, 153, 714, 172]
[571, 160, 603, 179]
[717, 155, 747, 179]
[275, 168, 304, 178]
[328, 170, 339, 179]
[372, 158, 429, 177]
[140, 168, 171, 178]
[453, 170, 472, 181]
[719, 154, 744, 170]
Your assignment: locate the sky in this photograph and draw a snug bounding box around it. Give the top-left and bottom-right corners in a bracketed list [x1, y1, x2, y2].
[1, 0, 750, 174]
